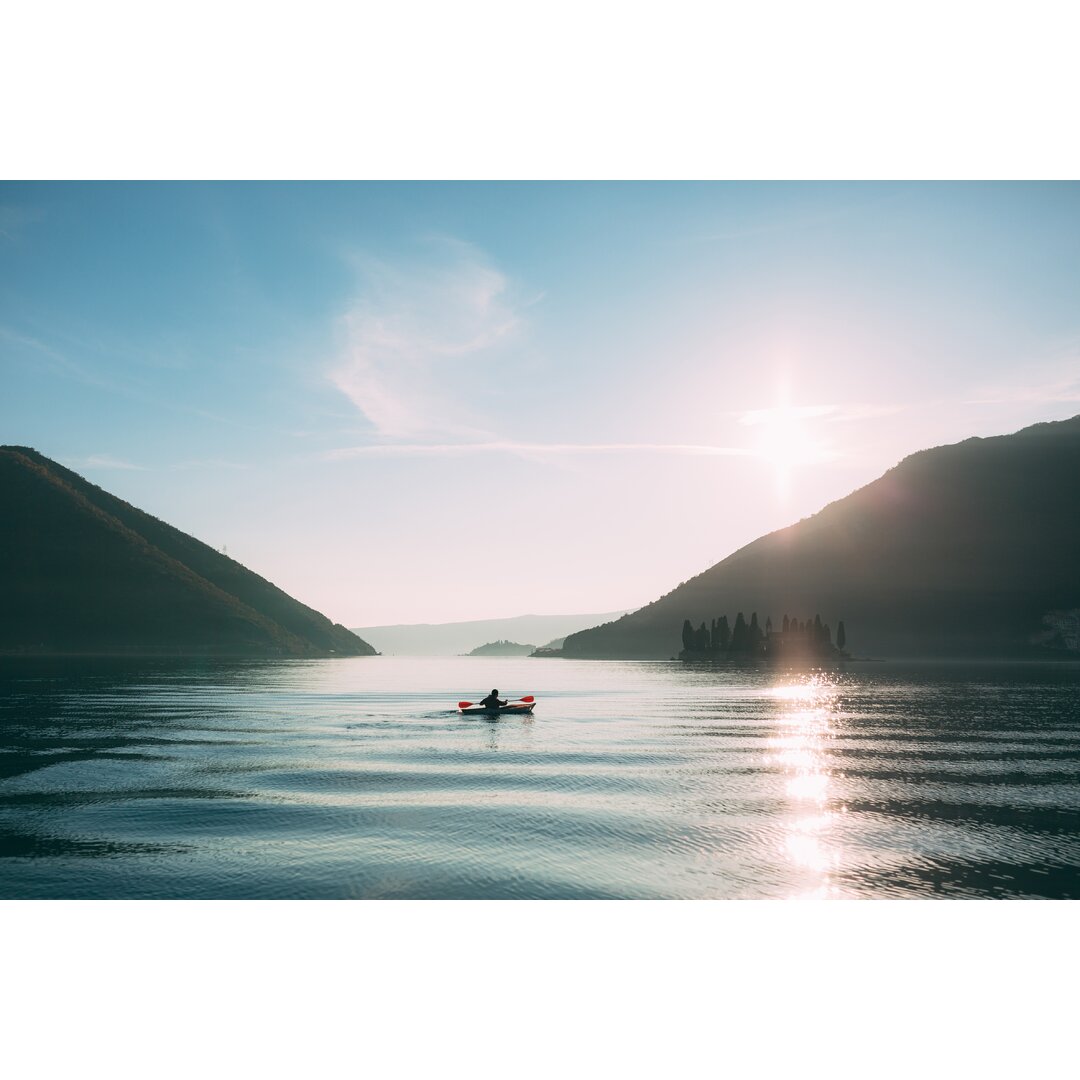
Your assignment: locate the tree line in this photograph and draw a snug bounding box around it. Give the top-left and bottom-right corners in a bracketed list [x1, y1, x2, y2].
[680, 612, 847, 660]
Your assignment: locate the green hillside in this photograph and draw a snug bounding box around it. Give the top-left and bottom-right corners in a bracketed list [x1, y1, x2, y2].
[0, 447, 376, 658]
[563, 416, 1080, 660]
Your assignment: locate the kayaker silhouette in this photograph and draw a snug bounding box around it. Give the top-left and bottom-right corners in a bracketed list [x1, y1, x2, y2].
[479, 689, 507, 710]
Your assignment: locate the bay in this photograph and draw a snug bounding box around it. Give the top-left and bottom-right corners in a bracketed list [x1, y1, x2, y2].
[1, 655, 1078, 899]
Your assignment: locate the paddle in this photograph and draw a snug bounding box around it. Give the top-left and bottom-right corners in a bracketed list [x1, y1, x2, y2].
[458, 695, 535, 709]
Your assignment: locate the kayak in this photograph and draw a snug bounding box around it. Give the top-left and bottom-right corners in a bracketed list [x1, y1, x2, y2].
[459, 702, 536, 716]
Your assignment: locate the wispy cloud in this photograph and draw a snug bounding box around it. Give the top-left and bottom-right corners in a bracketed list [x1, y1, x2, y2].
[0, 204, 44, 241]
[0, 324, 106, 387]
[738, 403, 904, 426]
[77, 455, 146, 471]
[325, 441, 751, 460]
[696, 189, 910, 246]
[2, 323, 285, 435]
[329, 238, 528, 438]
[172, 459, 252, 471]
[965, 344, 1080, 406]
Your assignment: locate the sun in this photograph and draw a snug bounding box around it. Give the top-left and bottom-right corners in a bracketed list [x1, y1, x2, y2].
[749, 408, 831, 468]
[753, 413, 811, 470]
[743, 406, 834, 497]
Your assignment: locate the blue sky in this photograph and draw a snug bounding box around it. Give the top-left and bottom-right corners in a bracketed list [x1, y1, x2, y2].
[3, 181, 1080, 624]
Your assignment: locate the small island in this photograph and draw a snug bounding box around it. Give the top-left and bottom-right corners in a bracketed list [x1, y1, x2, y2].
[467, 639, 537, 657]
[530, 636, 566, 658]
[679, 612, 849, 662]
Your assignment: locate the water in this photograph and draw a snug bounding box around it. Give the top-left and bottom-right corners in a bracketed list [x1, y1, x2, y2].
[1, 656, 1078, 899]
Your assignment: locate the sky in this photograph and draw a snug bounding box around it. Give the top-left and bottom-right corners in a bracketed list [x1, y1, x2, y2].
[3, 181, 1080, 626]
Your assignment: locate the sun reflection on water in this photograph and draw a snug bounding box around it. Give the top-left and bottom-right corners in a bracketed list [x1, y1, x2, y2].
[767, 672, 844, 897]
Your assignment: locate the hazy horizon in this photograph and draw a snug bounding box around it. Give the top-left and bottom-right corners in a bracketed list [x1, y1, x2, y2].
[4, 181, 1079, 624]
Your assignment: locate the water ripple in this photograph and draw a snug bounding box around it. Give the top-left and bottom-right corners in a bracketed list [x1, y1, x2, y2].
[1, 656, 1078, 898]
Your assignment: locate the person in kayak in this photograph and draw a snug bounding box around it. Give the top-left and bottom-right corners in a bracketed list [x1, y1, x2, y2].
[479, 689, 507, 710]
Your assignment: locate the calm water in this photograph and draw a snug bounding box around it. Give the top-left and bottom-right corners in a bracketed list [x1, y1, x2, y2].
[1, 656, 1078, 899]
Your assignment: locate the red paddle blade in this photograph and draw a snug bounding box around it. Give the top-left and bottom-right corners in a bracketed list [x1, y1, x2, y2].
[457, 701, 473, 709]
[519, 695, 534, 703]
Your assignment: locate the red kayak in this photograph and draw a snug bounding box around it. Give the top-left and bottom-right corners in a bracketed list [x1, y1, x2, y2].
[458, 695, 536, 715]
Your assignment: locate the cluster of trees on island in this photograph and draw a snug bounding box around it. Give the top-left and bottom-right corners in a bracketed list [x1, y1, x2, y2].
[467, 639, 536, 657]
[680, 611, 848, 661]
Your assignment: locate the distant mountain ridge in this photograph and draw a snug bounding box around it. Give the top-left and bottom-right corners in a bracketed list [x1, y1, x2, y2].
[0, 446, 375, 658]
[353, 611, 630, 655]
[563, 416, 1080, 660]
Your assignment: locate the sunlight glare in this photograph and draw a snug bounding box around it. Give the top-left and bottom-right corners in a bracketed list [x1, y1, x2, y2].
[742, 404, 836, 501]
[785, 833, 832, 872]
[768, 673, 845, 896]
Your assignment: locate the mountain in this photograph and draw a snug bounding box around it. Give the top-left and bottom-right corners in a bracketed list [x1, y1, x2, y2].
[352, 611, 630, 655]
[0, 446, 376, 658]
[562, 416, 1080, 660]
